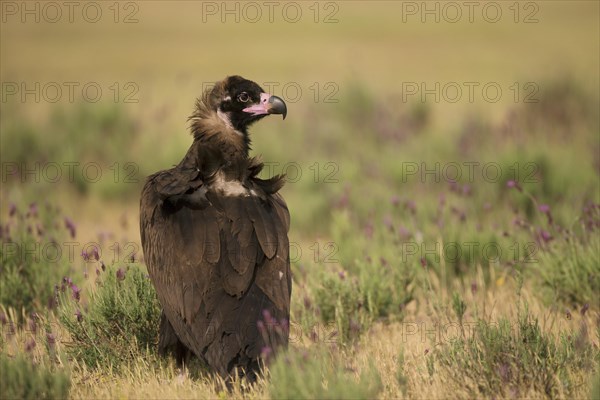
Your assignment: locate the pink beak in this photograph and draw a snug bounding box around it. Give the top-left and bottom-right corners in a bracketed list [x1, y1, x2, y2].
[243, 93, 287, 119]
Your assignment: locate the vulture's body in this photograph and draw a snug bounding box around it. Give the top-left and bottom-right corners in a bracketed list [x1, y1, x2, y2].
[140, 76, 291, 377]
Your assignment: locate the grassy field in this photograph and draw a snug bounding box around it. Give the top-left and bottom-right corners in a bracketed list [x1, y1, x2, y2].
[1, 1, 599, 399]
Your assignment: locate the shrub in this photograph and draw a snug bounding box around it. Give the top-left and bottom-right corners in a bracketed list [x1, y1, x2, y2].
[1, 103, 144, 199]
[58, 263, 161, 371]
[313, 256, 413, 343]
[591, 362, 600, 400]
[432, 306, 598, 398]
[268, 346, 382, 399]
[314, 269, 363, 341]
[533, 232, 600, 308]
[310, 209, 415, 342]
[0, 203, 72, 315]
[0, 352, 71, 400]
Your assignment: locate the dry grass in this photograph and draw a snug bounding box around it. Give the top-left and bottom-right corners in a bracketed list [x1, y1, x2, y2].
[4, 270, 594, 399]
[1, 2, 599, 398]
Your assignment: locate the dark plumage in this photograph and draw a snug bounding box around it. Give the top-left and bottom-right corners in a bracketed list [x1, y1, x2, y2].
[140, 76, 290, 379]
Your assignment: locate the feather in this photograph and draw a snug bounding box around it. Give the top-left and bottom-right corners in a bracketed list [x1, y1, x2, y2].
[140, 75, 291, 379]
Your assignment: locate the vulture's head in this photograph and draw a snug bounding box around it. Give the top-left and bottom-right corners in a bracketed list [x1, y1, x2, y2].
[190, 76, 287, 145]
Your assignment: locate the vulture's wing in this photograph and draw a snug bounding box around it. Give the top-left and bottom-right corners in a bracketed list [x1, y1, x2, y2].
[140, 159, 290, 375]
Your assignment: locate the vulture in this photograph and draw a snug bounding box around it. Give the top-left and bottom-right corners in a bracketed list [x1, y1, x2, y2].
[140, 76, 291, 379]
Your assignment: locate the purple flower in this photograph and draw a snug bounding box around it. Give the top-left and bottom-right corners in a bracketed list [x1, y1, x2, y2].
[27, 203, 38, 218]
[539, 229, 552, 243]
[398, 226, 411, 240]
[91, 246, 100, 261]
[116, 267, 126, 281]
[279, 318, 289, 332]
[261, 346, 272, 359]
[471, 282, 478, 295]
[0, 312, 7, 326]
[47, 333, 56, 349]
[506, 180, 522, 192]
[391, 195, 400, 207]
[498, 363, 511, 382]
[25, 338, 36, 352]
[513, 217, 526, 228]
[8, 203, 17, 217]
[383, 215, 394, 231]
[538, 204, 551, 214]
[75, 309, 82, 322]
[579, 303, 590, 315]
[420, 257, 427, 268]
[262, 309, 273, 324]
[64, 217, 76, 239]
[580, 303, 589, 316]
[335, 192, 349, 209]
[81, 249, 89, 262]
[71, 285, 81, 301]
[338, 270, 346, 280]
[538, 204, 554, 225]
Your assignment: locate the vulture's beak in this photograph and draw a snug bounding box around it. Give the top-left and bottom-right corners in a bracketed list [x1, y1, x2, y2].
[243, 93, 287, 120]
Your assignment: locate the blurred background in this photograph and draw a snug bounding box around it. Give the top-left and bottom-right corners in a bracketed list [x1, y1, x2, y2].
[0, 1, 600, 239]
[1, 2, 599, 398]
[2, 1, 598, 241]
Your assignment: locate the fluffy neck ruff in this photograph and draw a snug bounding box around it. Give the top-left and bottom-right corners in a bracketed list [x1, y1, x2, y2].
[188, 83, 250, 157]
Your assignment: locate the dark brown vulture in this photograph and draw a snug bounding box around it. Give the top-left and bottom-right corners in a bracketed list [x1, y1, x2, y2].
[140, 76, 291, 379]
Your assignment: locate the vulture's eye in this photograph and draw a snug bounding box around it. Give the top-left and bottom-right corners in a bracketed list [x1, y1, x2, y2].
[237, 92, 250, 103]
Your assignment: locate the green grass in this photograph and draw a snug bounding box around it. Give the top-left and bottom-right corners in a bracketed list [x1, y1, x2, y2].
[533, 232, 600, 308]
[1, 75, 598, 398]
[0, 203, 72, 315]
[1, 3, 599, 397]
[57, 263, 161, 371]
[0, 352, 71, 400]
[268, 346, 382, 399]
[432, 305, 597, 398]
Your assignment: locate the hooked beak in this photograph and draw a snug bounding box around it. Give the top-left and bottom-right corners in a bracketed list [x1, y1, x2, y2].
[243, 93, 287, 120]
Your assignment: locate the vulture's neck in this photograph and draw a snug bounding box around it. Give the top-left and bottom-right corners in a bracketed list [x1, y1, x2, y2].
[183, 103, 285, 193]
[188, 99, 250, 162]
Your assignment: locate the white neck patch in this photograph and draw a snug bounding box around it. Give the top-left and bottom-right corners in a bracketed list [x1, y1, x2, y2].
[211, 170, 257, 197]
[217, 109, 243, 137]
